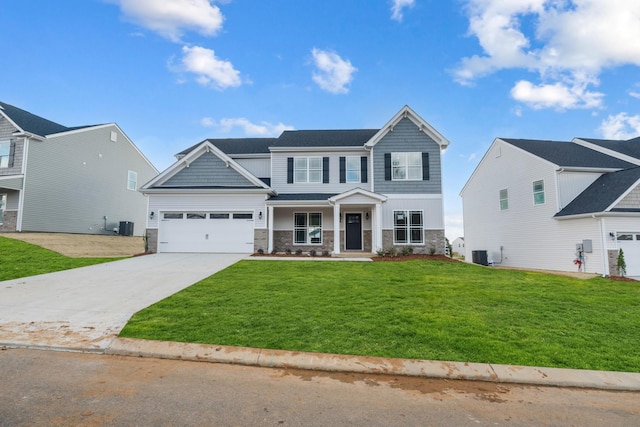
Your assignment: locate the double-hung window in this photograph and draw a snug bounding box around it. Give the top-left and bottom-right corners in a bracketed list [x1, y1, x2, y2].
[533, 180, 545, 205]
[127, 170, 138, 191]
[392, 152, 422, 180]
[294, 212, 322, 244]
[294, 157, 322, 183]
[499, 189, 509, 210]
[346, 156, 361, 183]
[0, 142, 11, 168]
[394, 210, 423, 244]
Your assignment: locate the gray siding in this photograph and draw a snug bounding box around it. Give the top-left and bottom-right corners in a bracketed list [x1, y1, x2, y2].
[0, 116, 24, 176]
[372, 118, 442, 194]
[162, 152, 256, 187]
[21, 125, 157, 236]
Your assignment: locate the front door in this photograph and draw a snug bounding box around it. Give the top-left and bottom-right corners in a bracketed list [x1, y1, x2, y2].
[345, 213, 362, 251]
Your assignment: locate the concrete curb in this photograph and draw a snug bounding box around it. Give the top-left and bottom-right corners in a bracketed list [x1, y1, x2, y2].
[106, 337, 640, 391]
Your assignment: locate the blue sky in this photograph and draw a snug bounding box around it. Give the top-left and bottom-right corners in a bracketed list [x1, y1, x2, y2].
[2, 0, 640, 240]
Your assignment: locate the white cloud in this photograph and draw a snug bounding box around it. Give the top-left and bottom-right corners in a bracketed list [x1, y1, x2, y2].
[630, 91, 640, 100]
[311, 48, 357, 94]
[510, 79, 604, 110]
[178, 45, 241, 90]
[109, 0, 224, 42]
[599, 113, 640, 140]
[391, 0, 415, 22]
[456, 0, 640, 109]
[202, 117, 294, 136]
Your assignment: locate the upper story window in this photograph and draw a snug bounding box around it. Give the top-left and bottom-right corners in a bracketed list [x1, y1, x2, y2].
[499, 189, 509, 210]
[294, 157, 322, 183]
[533, 180, 545, 205]
[0, 142, 11, 168]
[340, 156, 368, 184]
[127, 170, 138, 191]
[392, 152, 422, 180]
[346, 156, 361, 183]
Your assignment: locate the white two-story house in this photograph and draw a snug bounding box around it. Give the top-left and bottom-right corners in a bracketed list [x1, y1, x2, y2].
[141, 106, 450, 255]
[461, 137, 640, 278]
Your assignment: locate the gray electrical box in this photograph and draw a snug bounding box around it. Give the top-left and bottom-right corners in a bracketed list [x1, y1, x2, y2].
[582, 239, 593, 253]
[576, 243, 583, 252]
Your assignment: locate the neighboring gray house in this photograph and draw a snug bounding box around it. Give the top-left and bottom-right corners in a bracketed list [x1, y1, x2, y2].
[141, 105, 450, 254]
[0, 101, 157, 236]
[461, 136, 640, 278]
[451, 237, 464, 255]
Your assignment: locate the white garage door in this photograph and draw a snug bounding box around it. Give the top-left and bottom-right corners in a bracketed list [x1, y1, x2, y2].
[616, 232, 640, 278]
[159, 212, 255, 253]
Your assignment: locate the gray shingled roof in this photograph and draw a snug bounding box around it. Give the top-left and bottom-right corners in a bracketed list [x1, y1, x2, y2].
[0, 101, 71, 136]
[272, 129, 379, 147]
[178, 138, 275, 156]
[502, 138, 635, 169]
[555, 167, 640, 217]
[578, 137, 640, 161]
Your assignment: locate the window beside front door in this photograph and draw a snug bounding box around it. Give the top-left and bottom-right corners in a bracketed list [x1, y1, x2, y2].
[294, 212, 322, 244]
[394, 210, 424, 244]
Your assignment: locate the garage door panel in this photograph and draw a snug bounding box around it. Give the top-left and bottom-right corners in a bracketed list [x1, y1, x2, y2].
[159, 212, 254, 253]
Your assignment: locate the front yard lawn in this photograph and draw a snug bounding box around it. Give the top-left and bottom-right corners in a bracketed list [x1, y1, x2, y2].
[120, 259, 640, 372]
[0, 236, 119, 281]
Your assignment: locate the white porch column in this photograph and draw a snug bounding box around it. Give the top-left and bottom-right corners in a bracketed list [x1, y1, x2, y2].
[267, 205, 274, 253]
[373, 202, 383, 253]
[333, 202, 341, 254]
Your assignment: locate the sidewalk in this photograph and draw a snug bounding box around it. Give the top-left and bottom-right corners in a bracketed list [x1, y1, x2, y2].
[102, 337, 640, 391]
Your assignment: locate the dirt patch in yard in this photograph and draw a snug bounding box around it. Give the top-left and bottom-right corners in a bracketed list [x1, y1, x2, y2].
[1, 232, 145, 258]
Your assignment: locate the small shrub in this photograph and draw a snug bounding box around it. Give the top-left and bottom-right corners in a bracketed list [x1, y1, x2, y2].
[617, 249, 627, 276]
[270, 249, 277, 255]
[429, 246, 436, 256]
[295, 249, 303, 255]
[388, 246, 398, 258]
[376, 248, 385, 257]
[310, 250, 317, 257]
[257, 248, 264, 255]
[401, 246, 413, 256]
[285, 248, 292, 255]
[322, 250, 330, 257]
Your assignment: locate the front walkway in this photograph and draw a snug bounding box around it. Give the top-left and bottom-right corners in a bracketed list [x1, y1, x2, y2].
[0, 253, 245, 349]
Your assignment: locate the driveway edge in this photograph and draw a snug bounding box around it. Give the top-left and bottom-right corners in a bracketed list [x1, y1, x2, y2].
[106, 337, 640, 391]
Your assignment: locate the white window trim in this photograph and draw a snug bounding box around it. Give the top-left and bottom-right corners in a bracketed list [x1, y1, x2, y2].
[533, 179, 545, 205]
[345, 156, 361, 183]
[293, 212, 323, 245]
[499, 188, 509, 211]
[393, 209, 424, 245]
[127, 170, 138, 191]
[294, 156, 323, 183]
[391, 152, 422, 181]
[0, 193, 6, 224]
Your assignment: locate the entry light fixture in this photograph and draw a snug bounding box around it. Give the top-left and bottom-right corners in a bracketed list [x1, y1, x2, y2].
[365, 212, 369, 220]
[149, 211, 155, 219]
[259, 211, 263, 220]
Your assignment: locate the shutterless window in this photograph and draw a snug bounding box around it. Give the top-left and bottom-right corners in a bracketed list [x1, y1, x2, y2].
[163, 213, 183, 219]
[187, 213, 206, 219]
[127, 170, 137, 191]
[210, 213, 230, 219]
[294, 157, 322, 183]
[346, 156, 361, 183]
[499, 189, 509, 210]
[617, 233, 634, 241]
[533, 180, 545, 205]
[394, 210, 423, 244]
[294, 212, 322, 244]
[233, 213, 253, 219]
[0, 142, 10, 168]
[392, 152, 422, 180]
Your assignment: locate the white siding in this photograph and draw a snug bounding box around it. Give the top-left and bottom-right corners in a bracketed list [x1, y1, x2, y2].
[381, 195, 444, 229]
[557, 171, 602, 209]
[271, 150, 371, 193]
[148, 193, 268, 229]
[235, 158, 270, 179]
[462, 139, 606, 274]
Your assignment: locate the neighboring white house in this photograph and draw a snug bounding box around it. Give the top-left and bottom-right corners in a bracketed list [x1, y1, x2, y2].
[141, 106, 451, 255]
[0, 101, 158, 236]
[461, 137, 640, 278]
[451, 237, 464, 256]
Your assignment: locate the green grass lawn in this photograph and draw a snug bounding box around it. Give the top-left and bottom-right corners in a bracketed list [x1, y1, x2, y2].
[0, 236, 120, 281]
[120, 259, 640, 372]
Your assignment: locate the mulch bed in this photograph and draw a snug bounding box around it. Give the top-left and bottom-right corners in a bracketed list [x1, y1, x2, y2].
[372, 254, 460, 262]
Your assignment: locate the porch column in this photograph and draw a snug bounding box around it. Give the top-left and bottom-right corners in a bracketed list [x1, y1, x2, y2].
[267, 205, 274, 253]
[373, 202, 383, 253]
[333, 202, 341, 254]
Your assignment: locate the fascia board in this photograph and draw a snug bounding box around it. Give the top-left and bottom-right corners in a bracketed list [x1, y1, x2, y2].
[0, 108, 26, 135]
[140, 187, 273, 195]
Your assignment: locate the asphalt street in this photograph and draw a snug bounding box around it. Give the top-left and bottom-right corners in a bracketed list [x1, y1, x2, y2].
[2, 348, 639, 427]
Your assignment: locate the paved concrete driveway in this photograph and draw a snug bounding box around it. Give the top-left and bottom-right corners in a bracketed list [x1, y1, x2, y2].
[0, 253, 246, 350]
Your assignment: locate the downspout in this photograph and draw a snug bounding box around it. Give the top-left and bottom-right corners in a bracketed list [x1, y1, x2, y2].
[16, 136, 29, 231]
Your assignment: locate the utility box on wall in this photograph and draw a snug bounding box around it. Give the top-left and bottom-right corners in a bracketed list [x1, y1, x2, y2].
[582, 239, 593, 253]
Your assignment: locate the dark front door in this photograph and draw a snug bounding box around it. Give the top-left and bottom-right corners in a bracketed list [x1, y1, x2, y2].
[345, 213, 362, 251]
